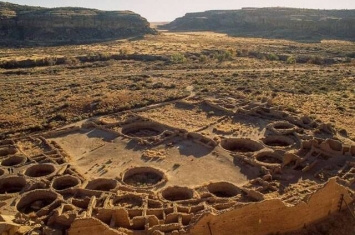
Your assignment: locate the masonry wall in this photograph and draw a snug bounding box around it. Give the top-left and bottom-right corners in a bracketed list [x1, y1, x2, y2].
[189, 178, 352, 235]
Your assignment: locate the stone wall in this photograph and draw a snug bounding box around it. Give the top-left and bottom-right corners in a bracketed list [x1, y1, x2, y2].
[189, 178, 352, 235]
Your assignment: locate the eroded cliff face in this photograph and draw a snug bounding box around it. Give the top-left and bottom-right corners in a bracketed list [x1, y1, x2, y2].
[0, 2, 155, 45]
[161, 8, 355, 41]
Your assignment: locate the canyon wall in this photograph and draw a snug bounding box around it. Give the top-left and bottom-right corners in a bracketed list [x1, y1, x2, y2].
[161, 8, 355, 41]
[0, 1, 155, 45]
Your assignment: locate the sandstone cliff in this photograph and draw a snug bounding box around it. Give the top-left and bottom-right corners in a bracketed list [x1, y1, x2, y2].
[0, 1, 155, 45]
[160, 8, 355, 41]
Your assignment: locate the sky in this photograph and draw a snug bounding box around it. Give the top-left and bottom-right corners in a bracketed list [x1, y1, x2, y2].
[4, 0, 355, 22]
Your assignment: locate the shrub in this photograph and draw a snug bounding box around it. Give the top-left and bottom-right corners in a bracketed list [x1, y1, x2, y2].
[344, 57, 351, 63]
[267, 53, 279, 61]
[286, 56, 296, 64]
[248, 51, 265, 60]
[98, 53, 111, 60]
[214, 50, 233, 62]
[346, 52, 355, 58]
[308, 56, 324, 65]
[119, 48, 129, 55]
[64, 56, 80, 66]
[170, 53, 187, 64]
[240, 49, 249, 56]
[44, 57, 57, 66]
[199, 54, 208, 63]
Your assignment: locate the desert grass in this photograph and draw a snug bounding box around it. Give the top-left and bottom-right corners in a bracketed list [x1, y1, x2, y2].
[0, 32, 354, 139]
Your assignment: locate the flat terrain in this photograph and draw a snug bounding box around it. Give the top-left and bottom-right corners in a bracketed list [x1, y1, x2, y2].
[49, 128, 251, 188]
[1, 32, 354, 141]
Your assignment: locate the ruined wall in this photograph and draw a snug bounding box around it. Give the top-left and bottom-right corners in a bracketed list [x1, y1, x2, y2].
[64, 178, 353, 235]
[1, 96, 355, 235]
[189, 178, 352, 235]
[69, 218, 126, 235]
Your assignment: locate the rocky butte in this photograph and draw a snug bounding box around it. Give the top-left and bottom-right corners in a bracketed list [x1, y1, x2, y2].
[0, 1, 155, 46]
[160, 7, 355, 41]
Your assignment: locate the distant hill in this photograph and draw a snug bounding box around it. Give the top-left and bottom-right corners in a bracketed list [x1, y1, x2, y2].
[0, 1, 156, 46]
[160, 7, 355, 41]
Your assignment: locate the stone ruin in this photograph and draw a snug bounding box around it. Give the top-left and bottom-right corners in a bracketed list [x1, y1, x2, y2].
[0, 94, 354, 235]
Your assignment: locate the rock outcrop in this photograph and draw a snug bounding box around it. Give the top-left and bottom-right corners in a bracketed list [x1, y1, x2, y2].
[0, 1, 155, 45]
[160, 7, 355, 41]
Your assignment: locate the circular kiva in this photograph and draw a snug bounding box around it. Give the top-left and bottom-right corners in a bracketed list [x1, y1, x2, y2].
[254, 151, 283, 167]
[207, 182, 240, 198]
[85, 178, 117, 192]
[262, 135, 294, 148]
[161, 186, 194, 202]
[268, 121, 297, 135]
[25, 164, 56, 178]
[0, 177, 26, 194]
[0, 146, 17, 157]
[220, 138, 264, 153]
[123, 167, 166, 188]
[111, 194, 143, 209]
[121, 121, 165, 137]
[52, 175, 81, 191]
[326, 139, 342, 152]
[16, 190, 58, 215]
[1, 155, 27, 167]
